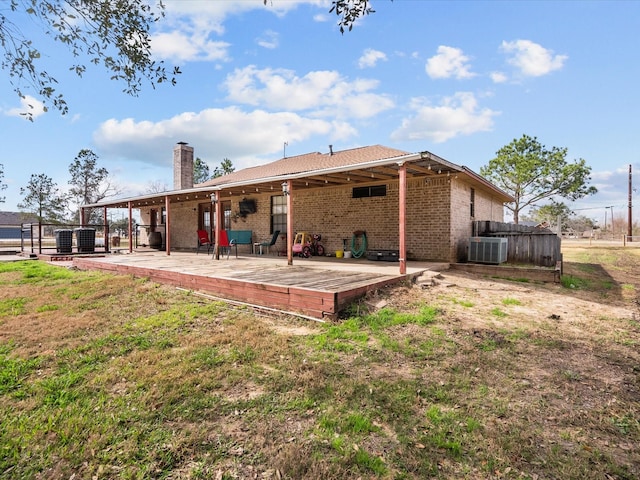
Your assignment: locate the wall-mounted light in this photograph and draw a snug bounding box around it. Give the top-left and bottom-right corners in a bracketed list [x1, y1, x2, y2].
[281, 182, 290, 195]
[210, 193, 218, 204]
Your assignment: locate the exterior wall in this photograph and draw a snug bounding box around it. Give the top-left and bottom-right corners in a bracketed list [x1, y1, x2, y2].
[168, 201, 200, 250]
[450, 180, 505, 262]
[406, 177, 451, 261]
[160, 176, 505, 262]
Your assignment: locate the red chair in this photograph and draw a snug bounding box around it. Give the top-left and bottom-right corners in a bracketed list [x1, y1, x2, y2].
[196, 230, 212, 254]
[215, 230, 237, 259]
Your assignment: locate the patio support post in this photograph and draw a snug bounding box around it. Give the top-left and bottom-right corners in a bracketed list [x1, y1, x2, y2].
[398, 162, 407, 275]
[80, 207, 86, 226]
[165, 195, 171, 255]
[214, 192, 222, 260]
[104, 206, 109, 253]
[286, 180, 293, 266]
[128, 201, 133, 253]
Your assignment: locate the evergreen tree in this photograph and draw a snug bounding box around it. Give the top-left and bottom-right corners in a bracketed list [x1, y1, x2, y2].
[18, 174, 67, 223]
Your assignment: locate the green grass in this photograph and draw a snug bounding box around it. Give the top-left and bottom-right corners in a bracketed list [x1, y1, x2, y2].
[501, 297, 522, 306]
[560, 274, 590, 289]
[0, 257, 638, 480]
[0, 297, 28, 316]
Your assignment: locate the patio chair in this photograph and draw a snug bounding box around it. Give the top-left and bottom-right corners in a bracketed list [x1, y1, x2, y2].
[196, 229, 213, 255]
[255, 230, 280, 255]
[214, 229, 237, 259]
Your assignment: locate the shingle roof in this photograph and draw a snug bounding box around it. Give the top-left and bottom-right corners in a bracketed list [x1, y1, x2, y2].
[81, 144, 513, 208]
[198, 145, 409, 187]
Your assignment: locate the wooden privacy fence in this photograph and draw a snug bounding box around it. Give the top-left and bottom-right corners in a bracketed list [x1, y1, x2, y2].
[473, 221, 561, 267]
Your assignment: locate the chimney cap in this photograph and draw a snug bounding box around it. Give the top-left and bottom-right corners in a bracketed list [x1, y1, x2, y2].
[177, 141, 188, 145]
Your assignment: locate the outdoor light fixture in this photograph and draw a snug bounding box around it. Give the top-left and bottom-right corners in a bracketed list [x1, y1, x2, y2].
[281, 182, 290, 195]
[210, 193, 218, 204]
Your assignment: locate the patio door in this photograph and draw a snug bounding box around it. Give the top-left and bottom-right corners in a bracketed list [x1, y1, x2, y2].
[198, 203, 211, 233]
[212, 201, 232, 231]
[222, 201, 231, 230]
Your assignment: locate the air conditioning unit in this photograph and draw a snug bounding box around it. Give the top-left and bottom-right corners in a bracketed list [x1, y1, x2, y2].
[468, 237, 508, 264]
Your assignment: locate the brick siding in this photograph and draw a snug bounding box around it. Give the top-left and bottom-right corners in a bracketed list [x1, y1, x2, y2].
[149, 175, 505, 262]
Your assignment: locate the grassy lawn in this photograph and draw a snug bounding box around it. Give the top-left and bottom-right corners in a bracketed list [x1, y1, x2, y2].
[0, 245, 639, 479]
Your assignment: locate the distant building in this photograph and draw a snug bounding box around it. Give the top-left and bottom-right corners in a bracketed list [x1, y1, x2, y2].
[0, 211, 38, 239]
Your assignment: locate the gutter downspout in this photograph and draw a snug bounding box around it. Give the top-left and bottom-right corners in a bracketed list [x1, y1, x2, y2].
[398, 162, 407, 275]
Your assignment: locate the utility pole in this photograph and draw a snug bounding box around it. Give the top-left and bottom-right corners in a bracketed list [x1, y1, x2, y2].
[610, 206, 614, 237]
[629, 164, 633, 242]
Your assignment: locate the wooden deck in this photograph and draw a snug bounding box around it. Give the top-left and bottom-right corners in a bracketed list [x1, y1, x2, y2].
[71, 251, 447, 320]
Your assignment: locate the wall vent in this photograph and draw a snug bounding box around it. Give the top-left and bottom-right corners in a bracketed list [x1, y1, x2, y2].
[468, 237, 508, 264]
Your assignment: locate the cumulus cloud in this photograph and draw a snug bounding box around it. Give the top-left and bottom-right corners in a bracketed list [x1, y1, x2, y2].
[93, 107, 340, 170]
[426, 46, 476, 79]
[500, 39, 567, 77]
[358, 48, 387, 68]
[3, 95, 46, 119]
[152, 31, 231, 62]
[223, 66, 394, 119]
[391, 92, 499, 143]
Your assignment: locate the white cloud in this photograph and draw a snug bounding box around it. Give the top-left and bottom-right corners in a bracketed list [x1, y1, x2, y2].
[490, 71, 508, 83]
[152, 31, 231, 62]
[313, 13, 330, 22]
[93, 107, 340, 170]
[152, 0, 301, 62]
[426, 46, 476, 79]
[391, 92, 499, 143]
[223, 66, 394, 119]
[257, 30, 279, 49]
[500, 39, 567, 77]
[3, 95, 46, 119]
[358, 48, 387, 68]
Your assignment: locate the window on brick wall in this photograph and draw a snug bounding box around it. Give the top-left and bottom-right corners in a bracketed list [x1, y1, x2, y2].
[353, 185, 387, 198]
[270, 195, 287, 234]
[470, 188, 475, 218]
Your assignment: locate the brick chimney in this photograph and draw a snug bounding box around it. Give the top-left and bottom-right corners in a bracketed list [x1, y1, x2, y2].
[173, 142, 194, 190]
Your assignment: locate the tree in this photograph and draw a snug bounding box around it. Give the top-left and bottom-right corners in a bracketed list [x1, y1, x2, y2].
[264, 0, 379, 33]
[212, 158, 235, 179]
[144, 180, 169, 194]
[1, 0, 180, 119]
[526, 201, 573, 229]
[0, 164, 6, 203]
[68, 149, 120, 223]
[18, 173, 67, 223]
[480, 135, 597, 224]
[329, 0, 377, 33]
[193, 157, 211, 184]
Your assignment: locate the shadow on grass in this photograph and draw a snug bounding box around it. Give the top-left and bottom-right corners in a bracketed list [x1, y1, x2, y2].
[561, 261, 626, 303]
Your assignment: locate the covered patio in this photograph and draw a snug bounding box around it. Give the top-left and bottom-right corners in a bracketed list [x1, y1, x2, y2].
[72, 250, 448, 320]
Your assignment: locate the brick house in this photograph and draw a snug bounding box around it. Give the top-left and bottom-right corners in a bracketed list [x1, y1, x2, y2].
[84, 143, 512, 270]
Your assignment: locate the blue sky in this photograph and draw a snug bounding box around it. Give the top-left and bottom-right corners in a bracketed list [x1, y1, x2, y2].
[1, 0, 638, 227]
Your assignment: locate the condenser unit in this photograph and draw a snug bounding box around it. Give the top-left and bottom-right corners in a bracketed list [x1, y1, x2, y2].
[468, 237, 508, 264]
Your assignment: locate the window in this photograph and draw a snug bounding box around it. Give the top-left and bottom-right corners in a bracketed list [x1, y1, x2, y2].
[470, 188, 475, 218]
[352, 185, 387, 198]
[271, 195, 287, 234]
